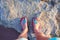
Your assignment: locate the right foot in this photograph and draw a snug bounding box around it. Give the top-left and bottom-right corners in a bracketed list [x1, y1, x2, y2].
[32, 13, 41, 33]
[32, 17, 46, 36]
[32, 17, 40, 32]
[32, 17, 49, 37]
[32, 17, 50, 40]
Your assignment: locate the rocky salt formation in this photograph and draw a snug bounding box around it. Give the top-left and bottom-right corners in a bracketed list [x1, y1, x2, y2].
[0, 0, 60, 40]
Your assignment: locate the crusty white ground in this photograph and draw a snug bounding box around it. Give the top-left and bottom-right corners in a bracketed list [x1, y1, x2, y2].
[0, 0, 60, 39]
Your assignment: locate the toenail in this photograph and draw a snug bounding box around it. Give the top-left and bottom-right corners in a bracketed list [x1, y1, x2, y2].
[33, 19, 38, 24]
[22, 18, 27, 24]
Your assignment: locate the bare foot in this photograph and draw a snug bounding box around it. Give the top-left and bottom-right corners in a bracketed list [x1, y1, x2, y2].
[32, 17, 50, 40]
[18, 17, 28, 38]
[32, 17, 45, 36]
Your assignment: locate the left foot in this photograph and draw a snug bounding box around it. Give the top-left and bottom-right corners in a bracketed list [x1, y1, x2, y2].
[20, 17, 28, 31]
[18, 16, 28, 38]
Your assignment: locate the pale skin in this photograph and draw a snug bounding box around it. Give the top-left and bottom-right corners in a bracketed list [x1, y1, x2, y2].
[16, 17, 51, 40]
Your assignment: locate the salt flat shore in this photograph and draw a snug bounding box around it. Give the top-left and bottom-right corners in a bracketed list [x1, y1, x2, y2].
[0, 0, 60, 40]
